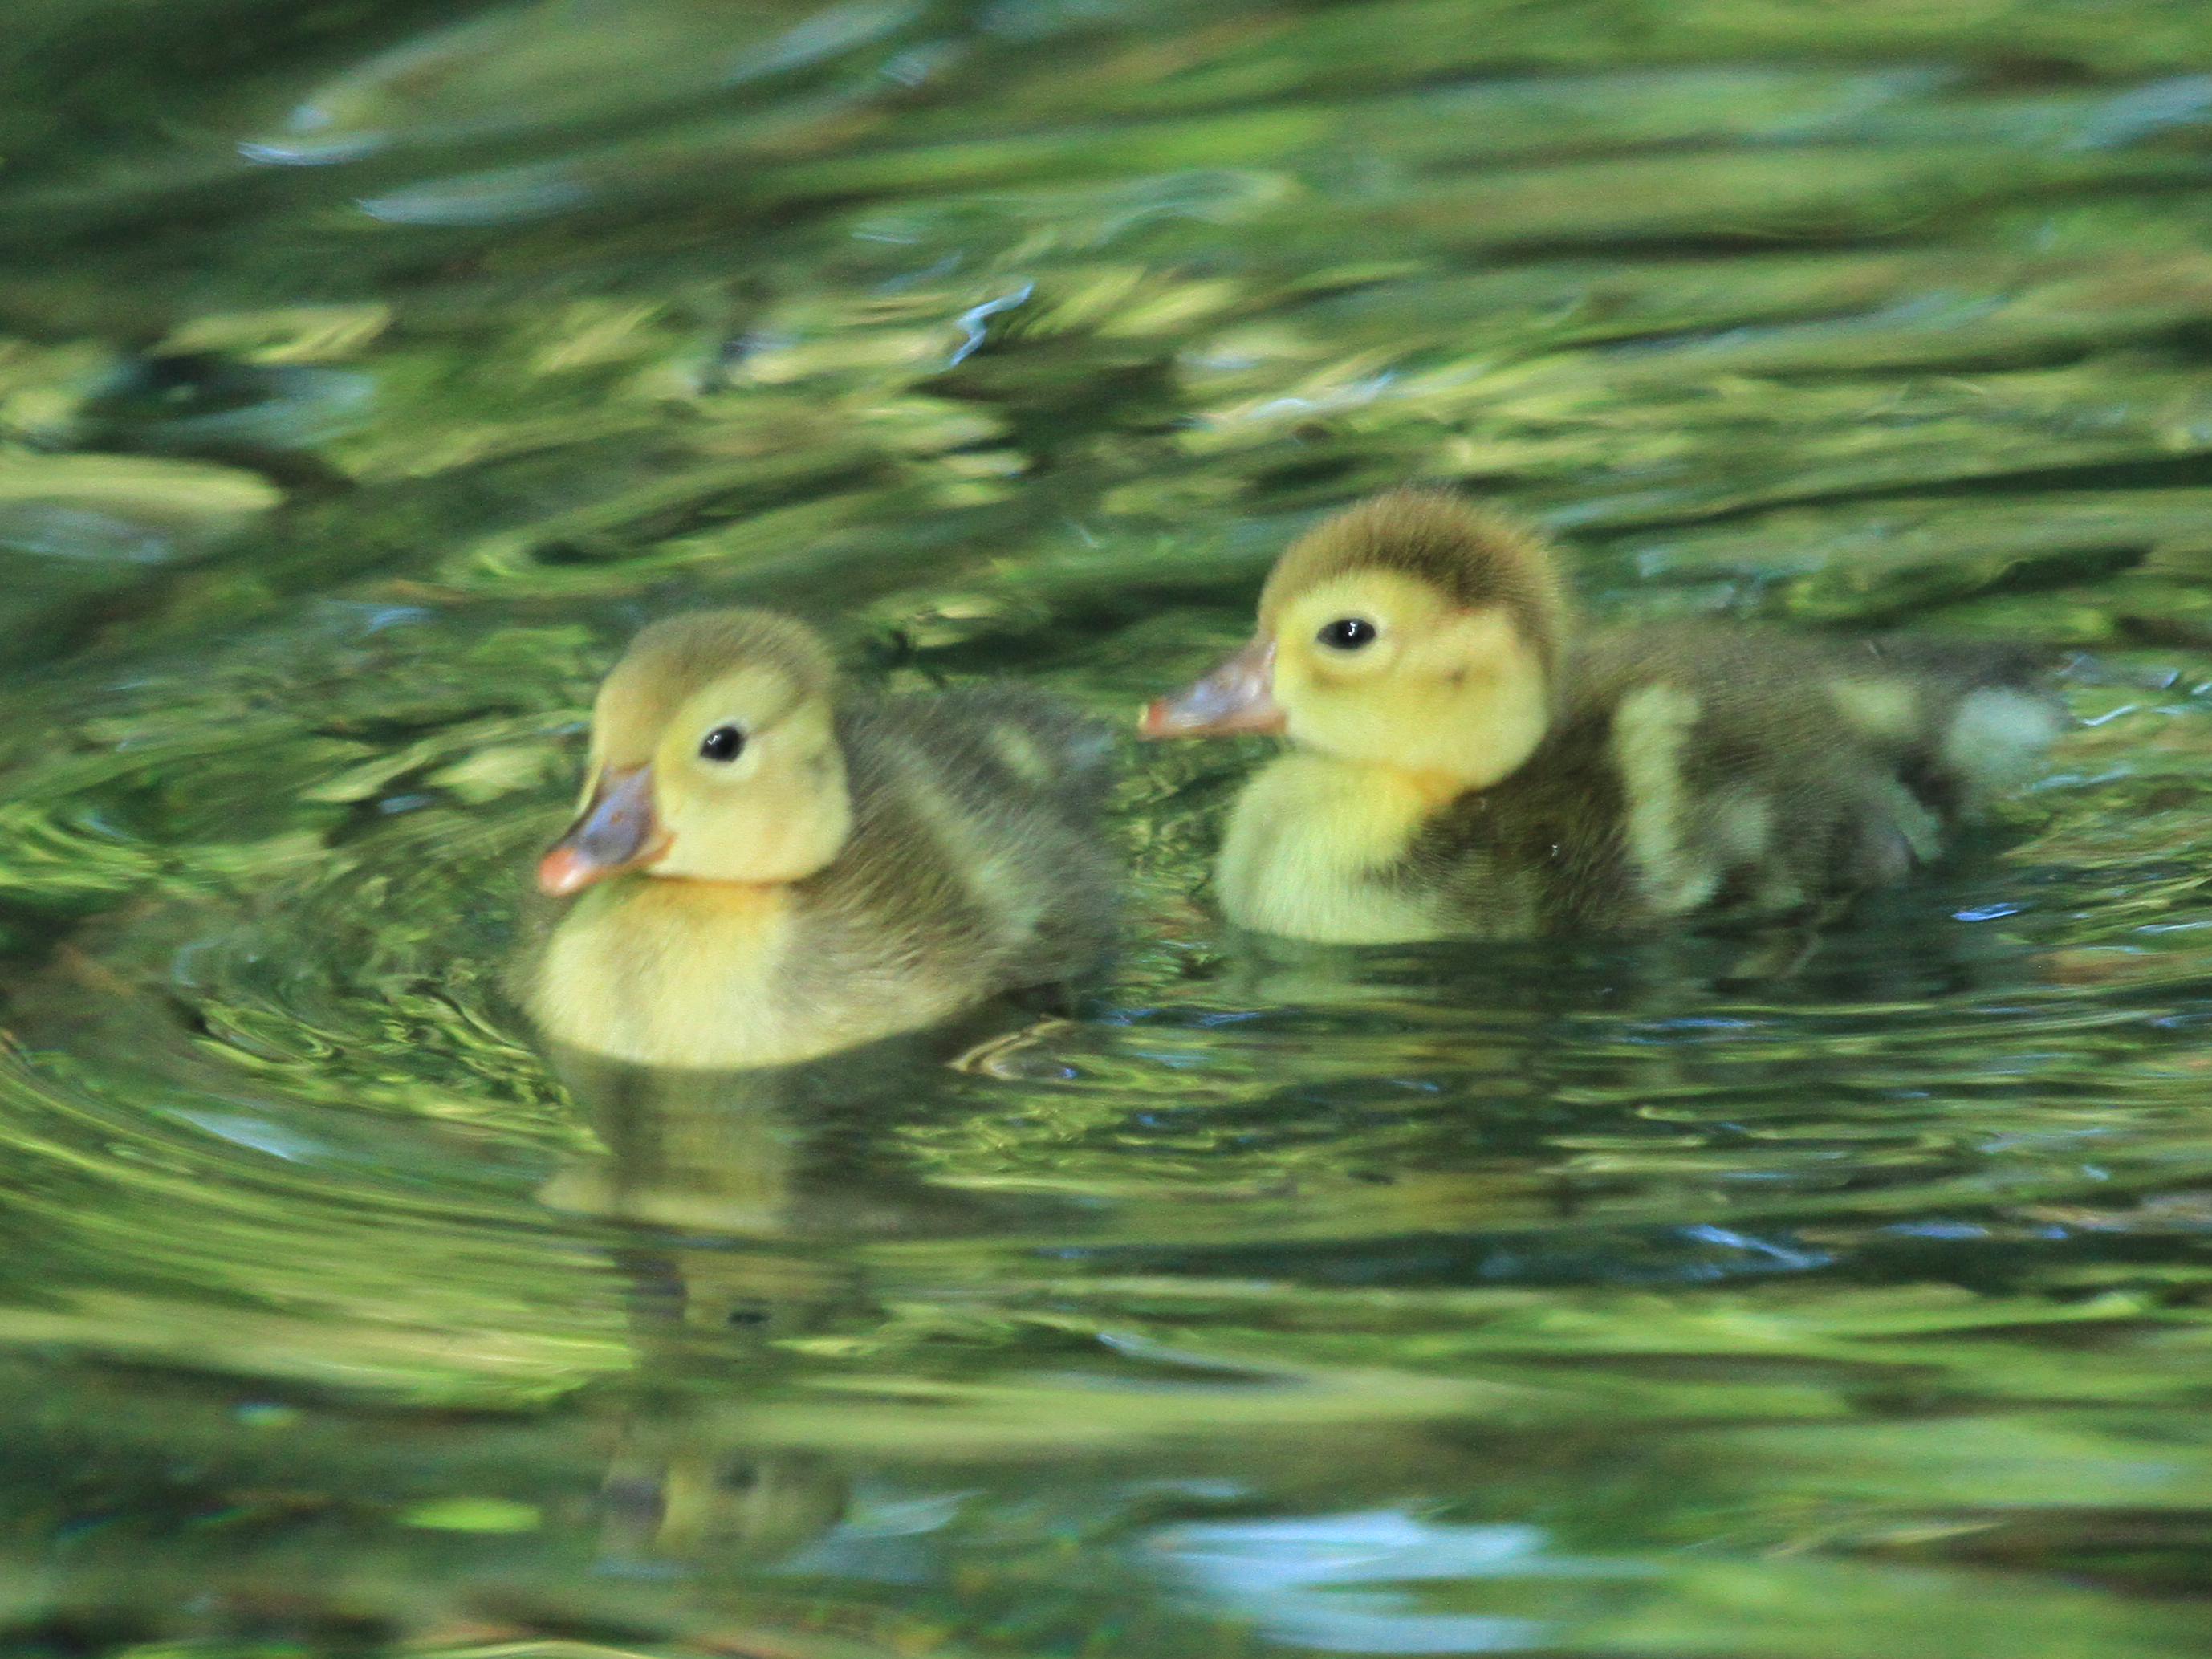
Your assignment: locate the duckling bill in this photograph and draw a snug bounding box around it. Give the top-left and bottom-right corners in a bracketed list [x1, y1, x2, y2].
[1141, 490, 2066, 945]
[525, 609, 1116, 1070]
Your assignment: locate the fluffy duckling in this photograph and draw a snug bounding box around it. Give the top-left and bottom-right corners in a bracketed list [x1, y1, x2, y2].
[525, 610, 1116, 1070]
[1141, 490, 2064, 944]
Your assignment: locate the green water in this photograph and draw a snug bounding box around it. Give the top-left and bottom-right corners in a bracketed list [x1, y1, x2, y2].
[5, 1, 2212, 1653]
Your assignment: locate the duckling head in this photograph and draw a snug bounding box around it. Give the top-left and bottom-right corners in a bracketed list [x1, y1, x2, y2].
[538, 610, 851, 896]
[1141, 490, 1575, 790]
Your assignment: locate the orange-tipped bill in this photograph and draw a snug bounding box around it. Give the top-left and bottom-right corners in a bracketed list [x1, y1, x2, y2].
[538, 765, 667, 895]
[1138, 638, 1284, 738]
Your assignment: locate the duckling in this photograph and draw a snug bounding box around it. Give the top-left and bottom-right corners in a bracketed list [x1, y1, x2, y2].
[1140, 489, 2065, 945]
[524, 609, 1116, 1070]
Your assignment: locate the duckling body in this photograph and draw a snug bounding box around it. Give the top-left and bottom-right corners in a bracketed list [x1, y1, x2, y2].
[526, 612, 1115, 1070]
[1145, 491, 2064, 945]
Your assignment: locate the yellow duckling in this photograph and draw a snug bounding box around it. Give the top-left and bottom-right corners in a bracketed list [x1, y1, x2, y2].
[1141, 490, 2064, 944]
[524, 609, 1116, 1070]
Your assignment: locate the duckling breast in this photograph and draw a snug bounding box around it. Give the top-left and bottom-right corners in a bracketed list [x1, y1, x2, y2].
[1217, 752, 1459, 942]
[531, 878, 819, 1069]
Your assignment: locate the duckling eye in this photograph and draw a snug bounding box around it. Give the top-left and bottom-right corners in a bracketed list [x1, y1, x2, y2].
[697, 725, 746, 762]
[1316, 617, 1378, 650]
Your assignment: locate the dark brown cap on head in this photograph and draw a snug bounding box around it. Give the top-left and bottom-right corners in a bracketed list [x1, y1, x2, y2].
[1259, 488, 1576, 675]
[592, 609, 840, 766]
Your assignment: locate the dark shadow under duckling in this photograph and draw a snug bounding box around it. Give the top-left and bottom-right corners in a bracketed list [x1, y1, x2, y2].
[523, 609, 1117, 1069]
[1141, 490, 2066, 945]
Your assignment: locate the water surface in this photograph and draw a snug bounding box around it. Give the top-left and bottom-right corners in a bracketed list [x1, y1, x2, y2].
[4, 2, 2212, 1653]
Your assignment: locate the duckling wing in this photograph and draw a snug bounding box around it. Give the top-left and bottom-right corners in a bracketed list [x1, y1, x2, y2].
[1405, 624, 2063, 937]
[1829, 633, 2069, 819]
[819, 685, 1120, 997]
[1397, 726, 1636, 937]
[905, 681, 1120, 826]
[1575, 624, 2062, 917]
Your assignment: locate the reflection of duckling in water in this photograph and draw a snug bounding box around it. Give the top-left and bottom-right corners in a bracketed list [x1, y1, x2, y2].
[540, 1030, 1077, 1237]
[1142, 490, 2066, 944]
[523, 608, 1118, 1070]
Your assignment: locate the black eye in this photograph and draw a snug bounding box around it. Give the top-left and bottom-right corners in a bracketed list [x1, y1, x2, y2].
[1316, 617, 1378, 650]
[698, 725, 746, 762]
